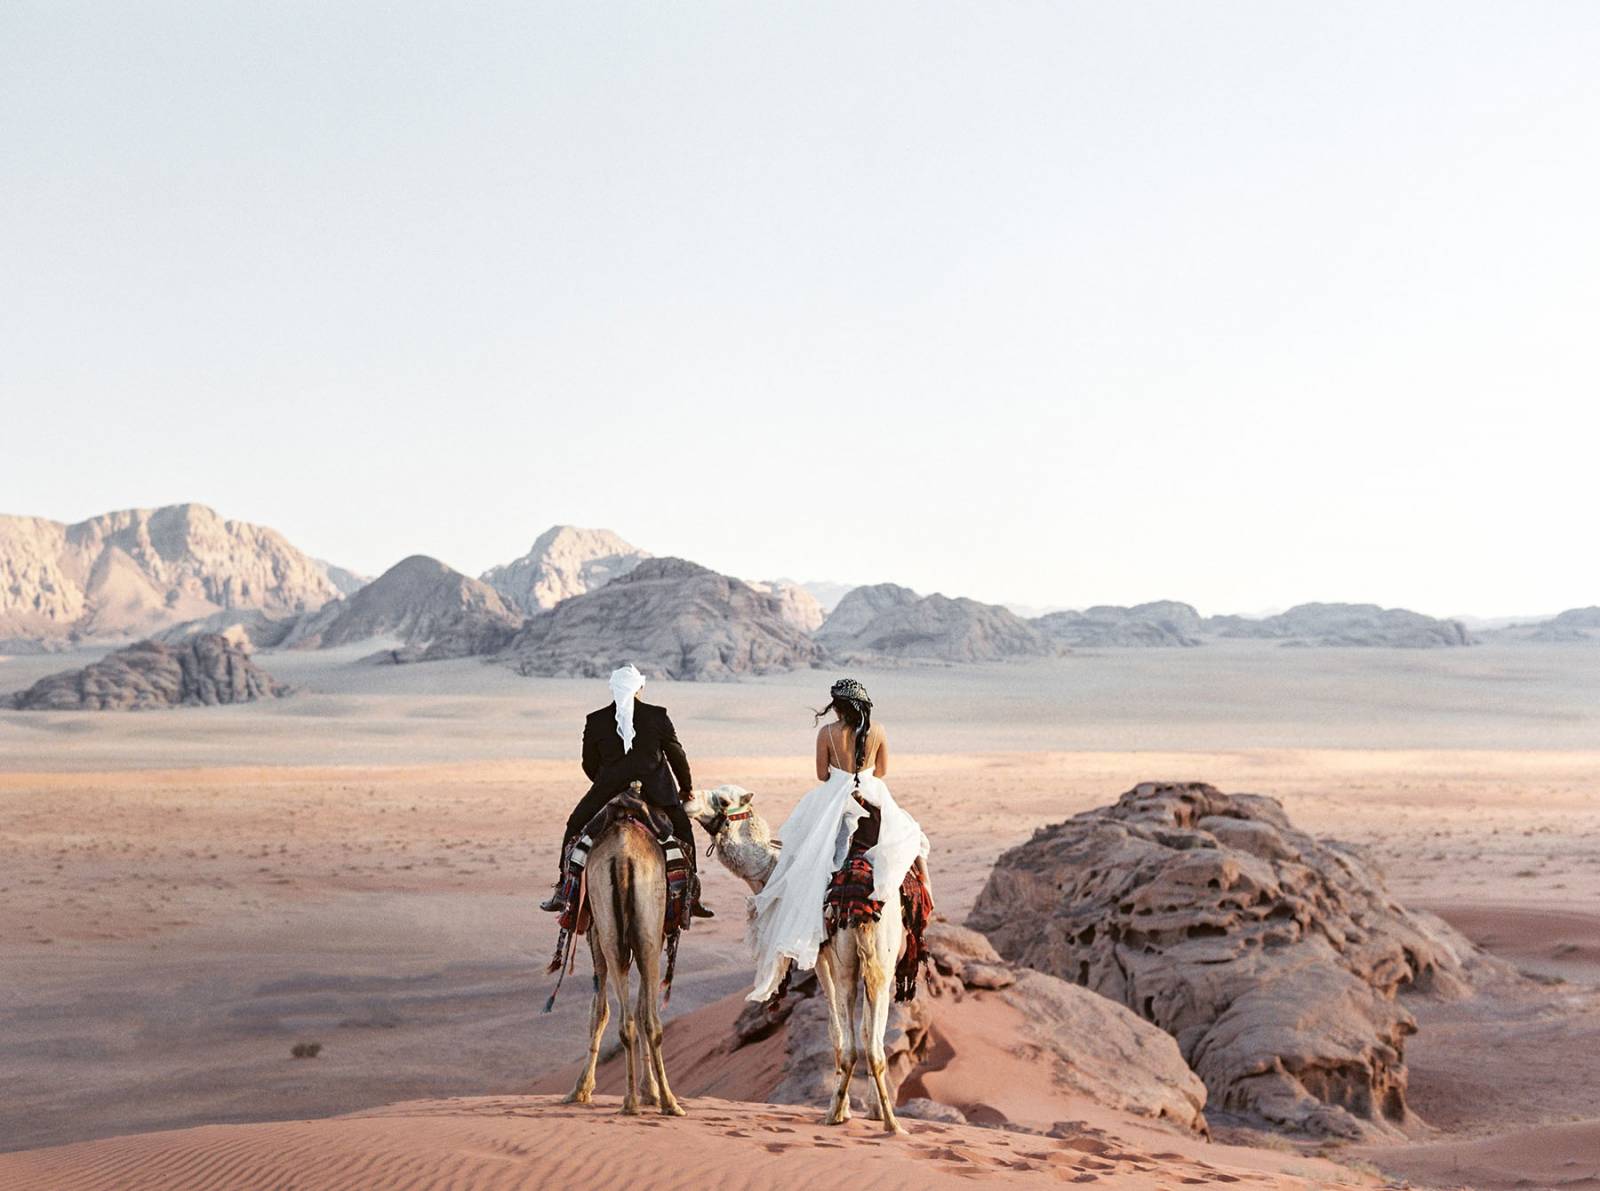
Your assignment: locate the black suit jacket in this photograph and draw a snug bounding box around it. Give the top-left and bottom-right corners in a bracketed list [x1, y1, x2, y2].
[582, 701, 692, 808]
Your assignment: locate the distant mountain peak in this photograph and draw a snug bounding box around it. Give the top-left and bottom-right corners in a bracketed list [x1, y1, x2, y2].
[481, 525, 650, 613]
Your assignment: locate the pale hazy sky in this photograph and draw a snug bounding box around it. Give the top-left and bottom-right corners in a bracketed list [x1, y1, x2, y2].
[4, 3, 1597, 617]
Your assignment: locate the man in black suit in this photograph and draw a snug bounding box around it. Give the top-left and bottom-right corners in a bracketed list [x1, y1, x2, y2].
[540, 664, 712, 916]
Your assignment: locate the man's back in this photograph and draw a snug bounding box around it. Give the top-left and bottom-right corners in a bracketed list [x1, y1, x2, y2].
[583, 701, 691, 806]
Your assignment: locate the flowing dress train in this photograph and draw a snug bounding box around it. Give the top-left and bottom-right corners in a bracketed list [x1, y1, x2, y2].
[747, 766, 929, 1002]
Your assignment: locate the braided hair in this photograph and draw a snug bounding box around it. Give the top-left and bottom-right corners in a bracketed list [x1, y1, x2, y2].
[814, 678, 873, 790]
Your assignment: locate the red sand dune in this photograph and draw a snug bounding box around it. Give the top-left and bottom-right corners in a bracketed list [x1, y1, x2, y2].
[0, 1095, 1371, 1191]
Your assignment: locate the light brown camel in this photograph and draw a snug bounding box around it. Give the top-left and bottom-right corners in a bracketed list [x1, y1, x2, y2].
[685, 783, 912, 1134]
[563, 792, 685, 1117]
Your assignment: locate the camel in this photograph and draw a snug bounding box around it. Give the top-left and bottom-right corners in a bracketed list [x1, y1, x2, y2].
[563, 787, 685, 1117]
[685, 783, 911, 1134]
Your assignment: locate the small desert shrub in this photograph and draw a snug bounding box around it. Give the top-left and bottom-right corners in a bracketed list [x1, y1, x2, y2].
[291, 1041, 323, 1059]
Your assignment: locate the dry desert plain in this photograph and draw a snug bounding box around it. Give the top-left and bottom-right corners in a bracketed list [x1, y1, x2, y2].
[2, 641, 1598, 1189]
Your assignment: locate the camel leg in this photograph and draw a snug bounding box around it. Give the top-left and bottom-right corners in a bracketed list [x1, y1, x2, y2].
[564, 946, 610, 1105]
[859, 918, 905, 1135]
[613, 955, 642, 1115]
[823, 935, 863, 1125]
[636, 943, 686, 1116]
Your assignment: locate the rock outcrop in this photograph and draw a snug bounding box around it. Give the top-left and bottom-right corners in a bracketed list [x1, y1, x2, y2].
[816, 583, 1056, 663]
[968, 782, 1486, 1140]
[499, 557, 826, 681]
[481, 526, 649, 614]
[299, 555, 523, 658]
[7, 634, 291, 710]
[1203, 604, 1473, 647]
[728, 919, 1207, 1135]
[1034, 601, 1204, 648]
[0, 504, 346, 643]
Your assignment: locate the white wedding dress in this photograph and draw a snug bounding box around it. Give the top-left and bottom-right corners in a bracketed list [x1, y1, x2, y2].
[747, 766, 929, 1003]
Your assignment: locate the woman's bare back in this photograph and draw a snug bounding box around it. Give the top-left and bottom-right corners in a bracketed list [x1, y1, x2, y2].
[817, 720, 889, 780]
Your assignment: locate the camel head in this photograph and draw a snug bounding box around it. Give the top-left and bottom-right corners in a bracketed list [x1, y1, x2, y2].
[685, 783, 777, 891]
[685, 783, 755, 833]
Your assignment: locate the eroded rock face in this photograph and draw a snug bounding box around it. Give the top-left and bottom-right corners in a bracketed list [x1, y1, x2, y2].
[817, 583, 1056, 663]
[500, 557, 826, 681]
[8, 634, 291, 710]
[968, 782, 1482, 1140]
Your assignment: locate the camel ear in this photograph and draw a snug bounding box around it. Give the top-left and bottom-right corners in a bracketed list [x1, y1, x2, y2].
[737, 788, 755, 807]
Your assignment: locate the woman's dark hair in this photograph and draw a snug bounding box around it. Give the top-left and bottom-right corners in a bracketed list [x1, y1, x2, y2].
[814, 694, 872, 788]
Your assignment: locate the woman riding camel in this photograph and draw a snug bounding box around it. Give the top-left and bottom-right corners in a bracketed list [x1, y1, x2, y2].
[746, 677, 929, 1001]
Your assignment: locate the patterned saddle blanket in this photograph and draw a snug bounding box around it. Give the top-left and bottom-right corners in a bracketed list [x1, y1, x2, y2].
[556, 786, 694, 936]
[823, 839, 936, 1003]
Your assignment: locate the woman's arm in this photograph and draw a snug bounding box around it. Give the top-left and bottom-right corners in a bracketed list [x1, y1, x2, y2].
[815, 726, 831, 781]
[873, 726, 889, 778]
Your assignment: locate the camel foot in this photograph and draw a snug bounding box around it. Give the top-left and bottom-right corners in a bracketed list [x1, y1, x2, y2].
[563, 1089, 592, 1105]
[660, 1099, 687, 1117]
[823, 1108, 851, 1126]
[880, 1116, 906, 1136]
[619, 1100, 641, 1116]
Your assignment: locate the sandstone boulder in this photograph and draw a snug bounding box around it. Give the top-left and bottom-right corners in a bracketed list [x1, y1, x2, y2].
[726, 919, 1207, 1135]
[7, 634, 291, 710]
[968, 782, 1486, 1140]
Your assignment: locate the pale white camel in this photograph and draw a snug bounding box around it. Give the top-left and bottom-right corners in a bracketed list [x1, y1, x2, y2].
[563, 796, 684, 1117]
[685, 783, 912, 1134]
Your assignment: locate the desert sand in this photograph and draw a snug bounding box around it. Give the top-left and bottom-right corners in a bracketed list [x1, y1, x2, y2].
[2, 648, 1598, 1188]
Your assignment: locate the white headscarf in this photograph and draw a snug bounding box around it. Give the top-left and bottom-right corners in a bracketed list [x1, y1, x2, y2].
[609, 664, 647, 753]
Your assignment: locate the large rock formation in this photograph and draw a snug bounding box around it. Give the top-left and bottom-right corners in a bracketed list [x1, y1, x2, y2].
[7, 634, 290, 710]
[1203, 603, 1473, 647]
[299, 555, 523, 658]
[0, 504, 348, 644]
[1034, 601, 1203, 648]
[481, 526, 649, 614]
[969, 782, 1485, 1141]
[816, 583, 1056, 663]
[729, 919, 1207, 1135]
[499, 557, 826, 680]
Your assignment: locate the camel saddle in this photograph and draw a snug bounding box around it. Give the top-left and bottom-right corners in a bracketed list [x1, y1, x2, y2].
[554, 784, 694, 937]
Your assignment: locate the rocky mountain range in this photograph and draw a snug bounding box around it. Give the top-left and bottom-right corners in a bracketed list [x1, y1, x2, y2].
[501, 557, 827, 680]
[7, 634, 290, 710]
[6, 502, 1591, 693]
[816, 582, 1056, 663]
[1203, 603, 1473, 647]
[0, 504, 347, 645]
[1034, 601, 1203, 648]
